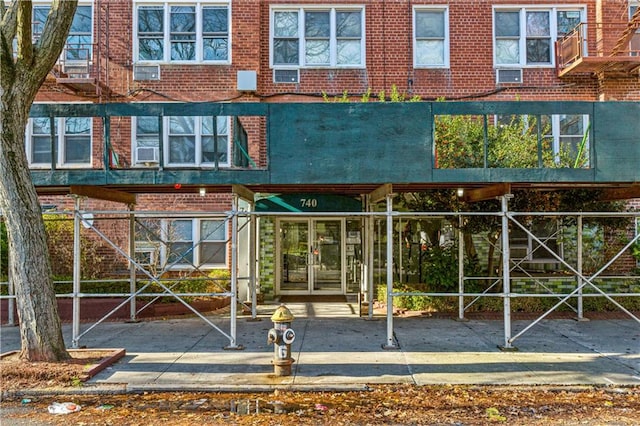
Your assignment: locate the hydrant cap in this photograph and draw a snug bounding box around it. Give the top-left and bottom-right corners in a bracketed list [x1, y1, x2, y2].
[271, 304, 295, 322]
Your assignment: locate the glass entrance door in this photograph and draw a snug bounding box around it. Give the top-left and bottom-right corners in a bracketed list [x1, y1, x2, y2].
[279, 219, 344, 294]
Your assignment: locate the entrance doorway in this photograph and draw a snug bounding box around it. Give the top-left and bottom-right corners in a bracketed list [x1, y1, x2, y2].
[278, 218, 345, 294]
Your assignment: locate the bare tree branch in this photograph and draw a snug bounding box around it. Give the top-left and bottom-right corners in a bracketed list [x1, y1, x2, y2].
[16, 0, 33, 65]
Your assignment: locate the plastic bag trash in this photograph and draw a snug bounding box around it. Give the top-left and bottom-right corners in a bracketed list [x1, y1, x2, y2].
[21, 398, 32, 404]
[97, 404, 114, 410]
[48, 402, 81, 414]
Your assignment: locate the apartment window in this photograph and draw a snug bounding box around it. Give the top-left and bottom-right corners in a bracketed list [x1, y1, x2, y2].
[135, 2, 229, 63]
[494, 7, 584, 67]
[510, 221, 561, 264]
[27, 117, 92, 167]
[133, 116, 229, 167]
[496, 113, 590, 166]
[33, 4, 93, 61]
[272, 6, 364, 68]
[135, 218, 227, 268]
[414, 7, 449, 68]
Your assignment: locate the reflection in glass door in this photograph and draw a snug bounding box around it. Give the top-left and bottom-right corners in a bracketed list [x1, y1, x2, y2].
[279, 219, 344, 294]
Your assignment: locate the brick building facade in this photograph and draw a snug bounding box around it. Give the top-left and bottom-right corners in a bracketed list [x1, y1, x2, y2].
[24, 0, 640, 299]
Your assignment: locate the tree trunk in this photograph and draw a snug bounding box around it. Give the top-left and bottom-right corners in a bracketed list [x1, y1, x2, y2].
[0, 96, 69, 362]
[0, 0, 78, 361]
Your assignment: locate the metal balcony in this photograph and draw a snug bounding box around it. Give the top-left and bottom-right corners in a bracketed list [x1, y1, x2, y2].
[556, 22, 640, 77]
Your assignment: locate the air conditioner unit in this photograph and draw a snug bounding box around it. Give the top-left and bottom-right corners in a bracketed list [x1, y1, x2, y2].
[134, 65, 160, 81]
[273, 69, 299, 83]
[496, 68, 523, 84]
[136, 146, 159, 164]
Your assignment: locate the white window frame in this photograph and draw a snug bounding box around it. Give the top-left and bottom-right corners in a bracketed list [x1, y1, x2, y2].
[270, 5, 366, 69]
[131, 115, 231, 168]
[133, 0, 231, 64]
[413, 6, 449, 68]
[493, 5, 586, 68]
[26, 116, 93, 169]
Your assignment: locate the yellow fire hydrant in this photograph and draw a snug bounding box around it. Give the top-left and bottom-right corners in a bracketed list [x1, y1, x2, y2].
[267, 304, 296, 376]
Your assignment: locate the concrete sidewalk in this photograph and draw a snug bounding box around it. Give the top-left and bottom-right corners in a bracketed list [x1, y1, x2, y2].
[1, 302, 639, 391]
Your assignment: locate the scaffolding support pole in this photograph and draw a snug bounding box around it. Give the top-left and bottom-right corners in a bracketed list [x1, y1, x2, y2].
[72, 196, 82, 348]
[500, 194, 515, 350]
[383, 194, 397, 349]
[250, 208, 258, 319]
[128, 205, 137, 322]
[225, 194, 241, 350]
[577, 215, 585, 320]
[367, 206, 374, 319]
[458, 214, 465, 321]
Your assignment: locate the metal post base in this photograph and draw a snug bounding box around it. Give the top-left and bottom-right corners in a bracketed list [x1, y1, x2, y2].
[272, 358, 294, 376]
[223, 344, 245, 351]
[497, 345, 519, 352]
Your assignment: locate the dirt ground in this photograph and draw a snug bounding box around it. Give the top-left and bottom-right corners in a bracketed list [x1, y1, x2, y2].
[1, 356, 639, 425]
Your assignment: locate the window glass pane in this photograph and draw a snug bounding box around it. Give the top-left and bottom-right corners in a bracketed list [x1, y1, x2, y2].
[139, 39, 163, 60]
[202, 220, 225, 241]
[65, 117, 90, 135]
[203, 7, 227, 33]
[170, 6, 195, 60]
[526, 12, 549, 37]
[336, 11, 361, 37]
[169, 116, 195, 134]
[305, 11, 330, 37]
[64, 117, 91, 164]
[168, 242, 193, 263]
[416, 11, 444, 38]
[217, 116, 228, 135]
[495, 12, 520, 37]
[71, 6, 92, 33]
[526, 39, 550, 63]
[32, 136, 52, 163]
[203, 38, 228, 60]
[274, 12, 298, 37]
[496, 39, 519, 63]
[138, 6, 164, 60]
[169, 136, 195, 163]
[557, 10, 581, 36]
[337, 40, 361, 65]
[170, 6, 195, 33]
[306, 40, 330, 64]
[64, 136, 90, 163]
[416, 40, 444, 64]
[138, 7, 163, 32]
[201, 242, 226, 264]
[170, 220, 192, 240]
[560, 115, 583, 135]
[273, 39, 299, 65]
[32, 117, 55, 135]
[33, 7, 49, 34]
[136, 117, 159, 147]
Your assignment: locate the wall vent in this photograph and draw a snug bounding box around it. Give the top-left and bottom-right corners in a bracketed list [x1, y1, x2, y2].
[273, 69, 299, 83]
[134, 65, 160, 81]
[135, 146, 159, 164]
[496, 68, 523, 84]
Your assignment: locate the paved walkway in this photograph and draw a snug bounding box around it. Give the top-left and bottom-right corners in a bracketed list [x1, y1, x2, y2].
[1, 302, 639, 391]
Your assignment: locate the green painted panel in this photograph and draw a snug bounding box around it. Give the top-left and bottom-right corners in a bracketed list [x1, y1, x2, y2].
[255, 193, 362, 212]
[268, 103, 433, 184]
[593, 102, 640, 182]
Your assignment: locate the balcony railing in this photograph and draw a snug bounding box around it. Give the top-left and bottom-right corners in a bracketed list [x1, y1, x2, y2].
[556, 23, 640, 76]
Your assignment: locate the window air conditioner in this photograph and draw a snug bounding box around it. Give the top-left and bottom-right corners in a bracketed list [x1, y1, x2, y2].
[136, 146, 159, 164]
[273, 69, 299, 83]
[134, 65, 160, 81]
[496, 68, 523, 84]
